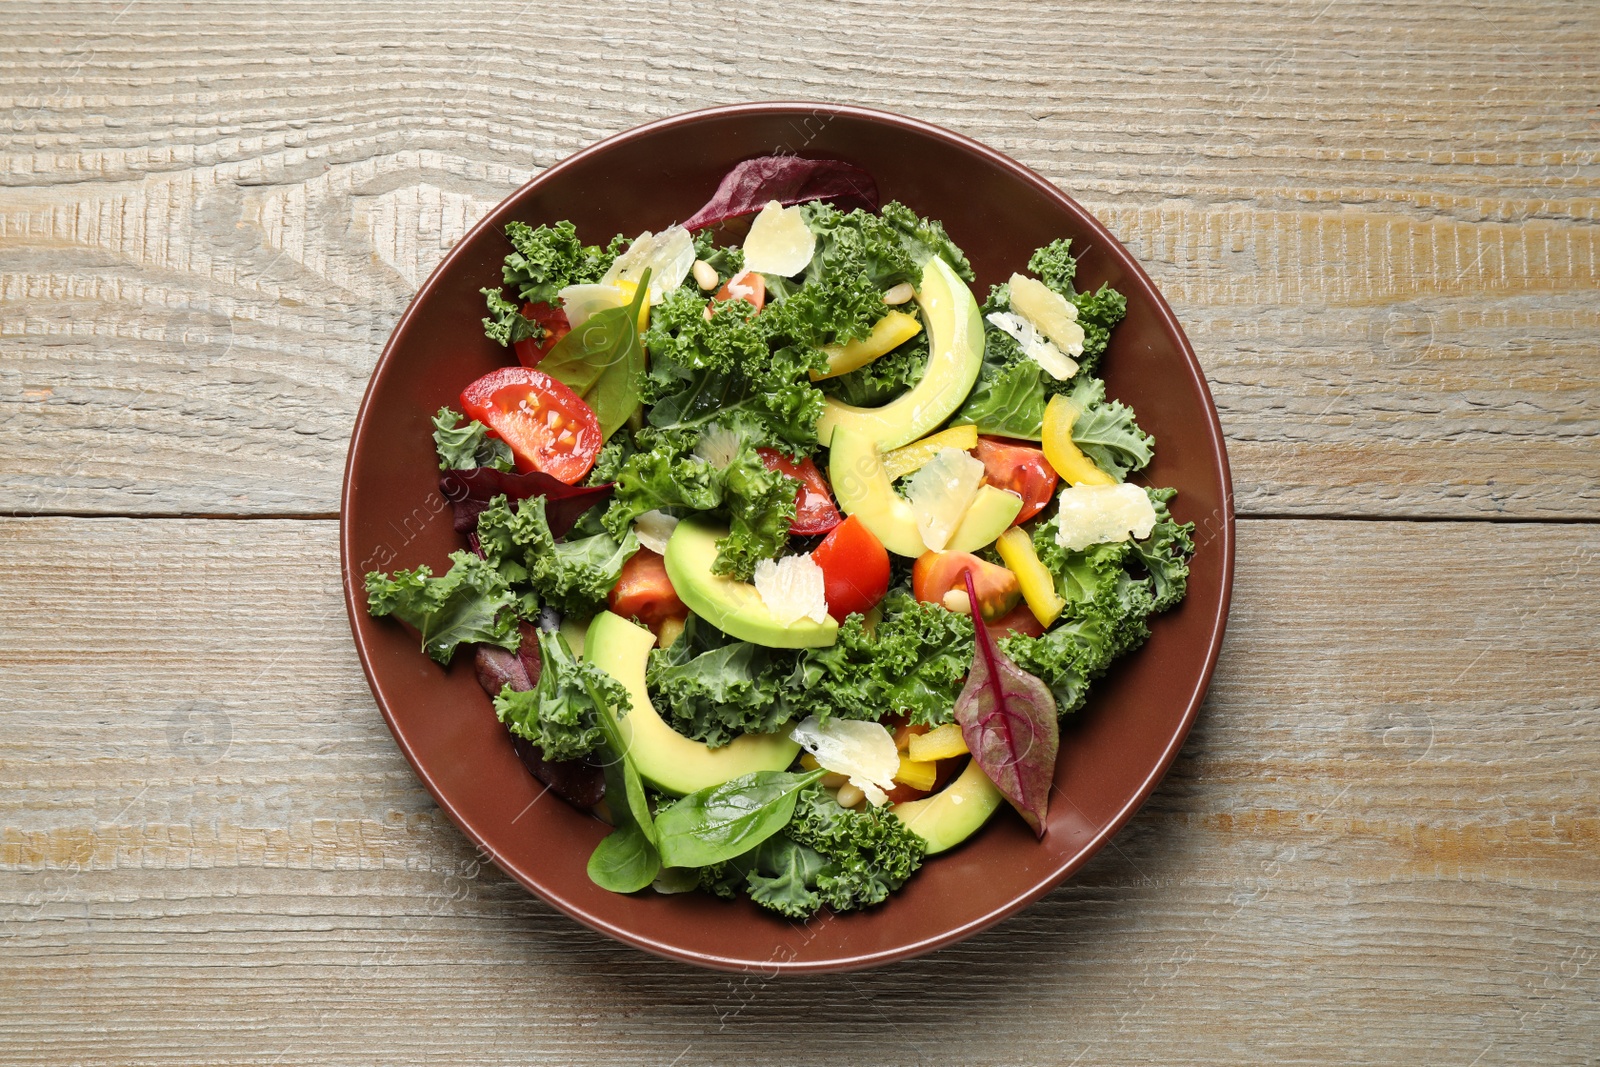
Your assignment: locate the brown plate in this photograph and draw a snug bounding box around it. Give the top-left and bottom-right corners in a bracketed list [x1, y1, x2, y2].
[340, 103, 1234, 972]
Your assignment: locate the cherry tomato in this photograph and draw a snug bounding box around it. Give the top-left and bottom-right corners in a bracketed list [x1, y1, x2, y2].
[810, 516, 889, 622]
[460, 366, 601, 484]
[911, 551, 1021, 621]
[757, 448, 841, 535]
[511, 302, 571, 368]
[973, 436, 1059, 525]
[607, 548, 687, 632]
[984, 600, 1047, 642]
[712, 269, 765, 314]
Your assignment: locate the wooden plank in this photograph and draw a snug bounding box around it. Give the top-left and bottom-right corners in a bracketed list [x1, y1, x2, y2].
[2, 0, 1597, 518]
[1, 515, 1596, 1063]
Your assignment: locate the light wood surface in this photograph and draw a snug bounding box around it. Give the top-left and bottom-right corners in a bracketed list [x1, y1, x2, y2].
[2, 1, 1596, 1063]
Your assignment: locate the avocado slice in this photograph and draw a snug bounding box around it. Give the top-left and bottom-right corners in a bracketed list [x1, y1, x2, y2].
[584, 611, 801, 796]
[662, 516, 838, 648]
[815, 256, 985, 450]
[828, 426, 1022, 557]
[891, 759, 1004, 854]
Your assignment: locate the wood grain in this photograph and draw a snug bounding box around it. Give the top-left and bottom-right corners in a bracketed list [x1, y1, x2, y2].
[2, 515, 1596, 1065]
[2, 0, 1597, 517]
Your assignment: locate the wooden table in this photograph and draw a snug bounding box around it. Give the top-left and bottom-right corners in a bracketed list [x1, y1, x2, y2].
[4, 2, 1596, 1062]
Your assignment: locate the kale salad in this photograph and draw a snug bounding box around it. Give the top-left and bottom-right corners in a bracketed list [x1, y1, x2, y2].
[365, 155, 1195, 919]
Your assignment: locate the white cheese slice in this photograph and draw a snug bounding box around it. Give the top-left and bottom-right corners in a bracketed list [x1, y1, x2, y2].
[753, 555, 830, 627]
[1007, 272, 1086, 357]
[600, 225, 695, 303]
[1054, 483, 1159, 551]
[789, 716, 899, 808]
[907, 447, 986, 552]
[557, 283, 628, 329]
[632, 510, 679, 555]
[741, 200, 816, 277]
[986, 311, 1079, 381]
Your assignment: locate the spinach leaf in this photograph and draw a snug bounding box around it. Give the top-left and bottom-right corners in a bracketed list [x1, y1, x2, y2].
[541, 269, 651, 439]
[653, 768, 825, 869]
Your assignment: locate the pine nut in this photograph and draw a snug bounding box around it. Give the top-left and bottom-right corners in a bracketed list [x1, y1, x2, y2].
[692, 259, 719, 290]
[882, 282, 915, 305]
[835, 783, 866, 809]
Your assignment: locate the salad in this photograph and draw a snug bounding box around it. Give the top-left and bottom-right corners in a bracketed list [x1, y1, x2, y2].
[365, 155, 1195, 919]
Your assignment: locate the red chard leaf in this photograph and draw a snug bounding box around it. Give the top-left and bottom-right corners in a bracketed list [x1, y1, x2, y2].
[440, 468, 612, 539]
[951, 568, 1060, 837]
[682, 155, 880, 231]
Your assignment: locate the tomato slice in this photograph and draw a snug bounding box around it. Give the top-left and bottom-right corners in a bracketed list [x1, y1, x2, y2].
[607, 548, 687, 632]
[460, 366, 601, 484]
[983, 600, 1047, 642]
[973, 436, 1059, 525]
[756, 448, 841, 535]
[511, 302, 572, 368]
[911, 550, 1022, 621]
[810, 515, 889, 622]
[712, 269, 765, 314]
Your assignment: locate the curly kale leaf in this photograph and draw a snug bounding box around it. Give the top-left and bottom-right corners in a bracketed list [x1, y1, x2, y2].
[1070, 283, 1128, 375]
[743, 836, 828, 918]
[1027, 238, 1080, 293]
[501, 220, 619, 305]
[364, 551, 519, 665]
[779, 785, 926, 913]
[431, 407, 513, 472]
[818, 330, 928, 408]
[600, 434, 725, 541]
[477, 494, 639, 618]
[645, 615, 799, 747]
[481, 287, 541, 348]
[716, 445, 798, 580]
[1062, 376, 1153, 481]
[802, 201, 974, 289]
[790, 591, 975, 727]
[493, 628, 623, 761]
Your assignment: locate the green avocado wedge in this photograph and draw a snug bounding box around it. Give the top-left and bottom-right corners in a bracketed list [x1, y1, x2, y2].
[828, 426, 1022, 557]
[891, 759, 1005, 854]
[662, 516, 839, 648]
[583, 611, 802, 796]
[815, 256, 985, 450]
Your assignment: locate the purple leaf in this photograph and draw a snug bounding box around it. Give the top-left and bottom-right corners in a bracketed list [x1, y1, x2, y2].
[682, 156, 880, 231]
[440, 467, 612, 539]
[472, 624, 604, 810]
[951, 569, 1059, 837]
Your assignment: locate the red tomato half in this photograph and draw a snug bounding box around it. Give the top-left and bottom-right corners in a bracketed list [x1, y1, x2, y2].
[756, 448, 841, 535]
[810, 516, 889, 622]
[460, 366, 601, 484]
[712, 269, 765, 314]
[607, 548, 686, 632]
[911, 550, 1021, 621]
[973, 436, 1058, 525]
[512, 302, 571, 368]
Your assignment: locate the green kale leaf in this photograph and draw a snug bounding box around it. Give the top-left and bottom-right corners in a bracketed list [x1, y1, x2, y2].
[715, 445, 798, 580]
[790, 591, 975, 727]
[431, 406, 513, 472]
[645, 615, 798, 747]
[1062, 376, 1153, 481]
[779, 784, 926, 912]
[493, 627, 623, 761]
[477, 494, 639, 618]
[818, 330, 928, 408]
[501, 220, 620, 305]
[481, 287, 541, 348]
[364, 550, 519, 665]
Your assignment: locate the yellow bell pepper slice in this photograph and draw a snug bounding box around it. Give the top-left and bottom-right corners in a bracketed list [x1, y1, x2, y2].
[996, 527, 1067, 628]
[894, 753, 939, 791]
[1042, 394, 1115, 487]
[881, 424, 980, 481]
[907, 723, 969, 763]
[810, 310, 922, 381]
[612, 279, 650, 334]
